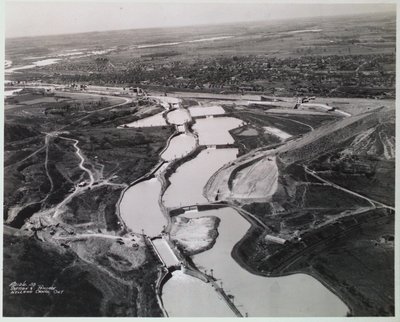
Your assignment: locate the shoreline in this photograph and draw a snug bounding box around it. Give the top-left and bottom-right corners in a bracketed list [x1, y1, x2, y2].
[230, 224, 354, 316]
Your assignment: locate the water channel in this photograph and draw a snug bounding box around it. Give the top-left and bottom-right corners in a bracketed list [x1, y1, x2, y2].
[166, 109, 191, 124]
[192, 117, 244, 145]
[188, 105, 225, 117]
[118, 100, 349, 317]
[161, 134, 196, 161]
[162, 270, 235, 317]
[123, 112, 167, 128]
[119, 177, 164, 237]
[181, 208, 348, 316]
[162, 148, 238, 208]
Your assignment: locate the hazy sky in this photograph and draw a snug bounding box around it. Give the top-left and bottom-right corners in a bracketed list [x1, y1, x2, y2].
[5, 1, 396, 38]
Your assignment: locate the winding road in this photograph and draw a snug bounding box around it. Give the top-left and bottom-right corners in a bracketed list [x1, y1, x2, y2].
[59, 136, 95, 186]
[52, 135, 99, 219]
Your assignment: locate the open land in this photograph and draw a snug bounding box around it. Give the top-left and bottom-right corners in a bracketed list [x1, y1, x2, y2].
[3, 10, 395, 318]
[3, 88, 173, 316]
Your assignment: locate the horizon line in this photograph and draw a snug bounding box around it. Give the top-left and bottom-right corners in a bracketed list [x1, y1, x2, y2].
[5, 9, 395, 40]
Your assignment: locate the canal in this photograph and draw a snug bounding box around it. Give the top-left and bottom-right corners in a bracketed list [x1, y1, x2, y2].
[118, 98, 349, 317]
[181, 208, 348, 316]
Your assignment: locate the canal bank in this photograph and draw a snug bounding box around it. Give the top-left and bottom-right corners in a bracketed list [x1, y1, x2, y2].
[181, 208, 349, 316]
[117, 96, 349, 317]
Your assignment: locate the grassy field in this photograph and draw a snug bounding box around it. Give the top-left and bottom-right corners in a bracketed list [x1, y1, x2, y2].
[5, 91, 127, 133]
[4, 90, 172, 224]
[64, 126, 173, 182]
[3, 90, 172, 316]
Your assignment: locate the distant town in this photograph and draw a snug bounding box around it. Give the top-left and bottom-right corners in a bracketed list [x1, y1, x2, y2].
[3, 5, 396, 320]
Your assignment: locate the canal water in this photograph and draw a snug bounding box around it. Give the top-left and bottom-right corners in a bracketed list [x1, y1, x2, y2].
[118, 95, 348, 317]
[188, 105, 225, 117]
[162, 148, 238, 208]
[123, 112, 167, 128]
[119, 177, 165, 237]
[167, 109, 191, 125]
[192, 117, 244, 145]
[181, 208, 349, 316]
[161, 134, 196, 161]
[162, 270, 235, 317]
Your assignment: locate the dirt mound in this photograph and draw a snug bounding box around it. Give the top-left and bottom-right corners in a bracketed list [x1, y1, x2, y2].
[279, 107, 392, 164]
[170, 216, 220, 255]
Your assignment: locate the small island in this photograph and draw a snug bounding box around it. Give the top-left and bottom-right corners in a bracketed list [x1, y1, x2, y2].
[170, 216, 220, 255]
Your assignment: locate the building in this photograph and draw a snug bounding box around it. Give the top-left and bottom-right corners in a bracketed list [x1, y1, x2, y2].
[265, 234, 287, 245]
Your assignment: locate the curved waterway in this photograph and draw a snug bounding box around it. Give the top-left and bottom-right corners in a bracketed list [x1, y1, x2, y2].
[192, 117, 244, 145]
[118, 96, 348, 317]
[166, 109, 191, 125]
[162, 270, 235, 317]
[188, 105, 225, 117]
[119, 178, 165, 237]
[161, 134, 196, 161]
[123, 112, 167, 128]
[162, 148, 238, 208]
[181, 208, 348, 316]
